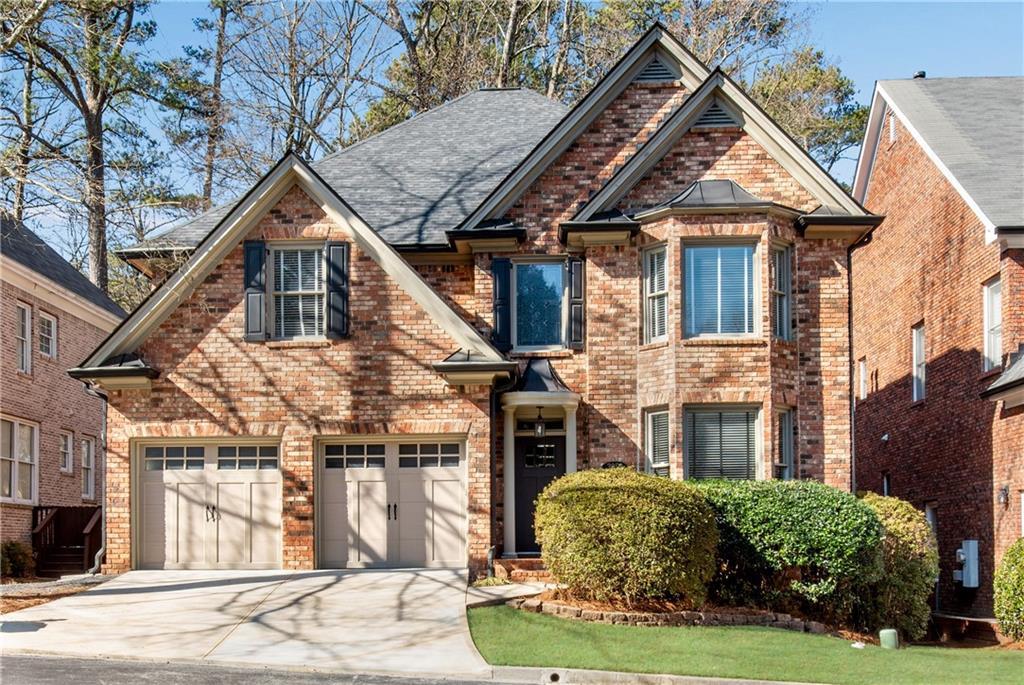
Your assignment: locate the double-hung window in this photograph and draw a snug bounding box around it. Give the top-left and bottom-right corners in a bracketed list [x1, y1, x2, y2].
[775, 409, 795, 480]
[912, 323, 926, 401]
[39, 312, 57, 359]
[512, 261, 566, 350]
[643, 246, 668, 343]
[81, 437, 95, 499]
[644, 409, 670, 477]
[271, 246, 325, 338]
[684, 244, 756, 337]
[59, 431, 73, 473]
[685, 408, 757, 480]
[984, 278, 1002, 371]
[1, 417, 37, 505]
[15, 303, 31, 372]
[771, 246, 792, 340]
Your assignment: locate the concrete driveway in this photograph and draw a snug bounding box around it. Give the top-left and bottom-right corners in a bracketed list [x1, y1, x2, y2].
[0, 569, 490, 679]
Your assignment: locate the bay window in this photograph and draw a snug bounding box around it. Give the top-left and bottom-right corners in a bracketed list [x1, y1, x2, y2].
[643, 246, 668, 343]
[644, 409, 670, 477]
[684, 244, 756, 337]
[685, 407, 758, 480]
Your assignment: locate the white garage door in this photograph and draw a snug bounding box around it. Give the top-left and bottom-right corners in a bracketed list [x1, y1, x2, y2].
[320, 441, 466, 569]
[139, 444, 282, 570]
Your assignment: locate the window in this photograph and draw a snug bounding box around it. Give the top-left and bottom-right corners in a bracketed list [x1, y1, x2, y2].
[925, 502, 937, 536]
[59, 431, 73, 473]
[38, 312, 56, 358]
[218, 445, 279, 470]
[398, 442, 460, 468]
[512, 261, 566, 350]
[325, 443, 386, 469]
[15, 303, 31, 372]
[684, 244, 756, 337]
[271, 246, 325, 338]
[643, 246, 668, 343]
[144, 445, 204, 471]
[81, 437, 95, 499]
[775, 409, 795, 480]
[771, 246, 792, 340]
[888, 111, 897, 144]
[882, 472, 891, 496]
[685, 408, 757, 480]
[858, 358, 868, 401]
[2, 417, 36, 505]
[912, 323, 926, 401]
[984, 278, 1002, 371]
[645, 409, 670, 477]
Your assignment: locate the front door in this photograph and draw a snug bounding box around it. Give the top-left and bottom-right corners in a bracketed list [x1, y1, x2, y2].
[514, 436, 565, 555]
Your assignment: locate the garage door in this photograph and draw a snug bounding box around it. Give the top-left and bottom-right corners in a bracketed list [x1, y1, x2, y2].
[139, 444, 282, 570]
[320, 441, 466, 569]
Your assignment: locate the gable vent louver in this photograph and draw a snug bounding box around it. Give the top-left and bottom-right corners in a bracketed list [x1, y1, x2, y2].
[634, 57, 676, 83]
[693, 101, 738, 128]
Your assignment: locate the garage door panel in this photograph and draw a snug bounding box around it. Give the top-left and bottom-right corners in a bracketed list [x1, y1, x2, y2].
[430, 479, 464, 564]
[352, 479, 388, 565]
[214, 481, 246, 564]
[140, 482, 168, 568]
[250, 482, 282, 565]
[321, 468, 349, 567]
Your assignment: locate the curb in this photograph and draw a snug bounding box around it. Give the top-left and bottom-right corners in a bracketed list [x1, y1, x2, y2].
[492, 666, 823, 685]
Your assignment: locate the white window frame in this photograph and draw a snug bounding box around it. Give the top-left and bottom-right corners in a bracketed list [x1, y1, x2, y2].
[683, 405, 762, 480]
[683, 241, 760, 339]
[643, 245, 668, 344]
[39, 311, 57, 359]
[15, 302, 31, 373]
[81, 436, 95, 500]
[858, 358, 868, 400]
[775, 408, 795, 480]
[912, 322, 926, 401]
[644, 408, 670, 477]
[888, 111, 897, 144]
[511, 259, 568, 352]
[771, 244, 792, 340]
[268, 243, 327, 340]
[983, 277, 1002, 371]
[925, 502, 937, 536]
[1, 415, 38, 505]
[882, 472, 891, 497]
[59, 431, 74, 473]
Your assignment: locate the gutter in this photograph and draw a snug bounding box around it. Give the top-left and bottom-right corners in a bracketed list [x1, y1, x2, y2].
[82, 382, 108, 575]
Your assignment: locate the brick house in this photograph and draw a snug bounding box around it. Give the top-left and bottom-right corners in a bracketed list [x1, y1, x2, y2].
[2, 212, 124, 572]
[851, 76, 1024, 621]
[70, 26, 879, 576]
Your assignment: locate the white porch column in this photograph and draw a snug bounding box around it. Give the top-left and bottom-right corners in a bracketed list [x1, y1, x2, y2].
[564, 403, 578, 474]
[503, 405, 516, 557]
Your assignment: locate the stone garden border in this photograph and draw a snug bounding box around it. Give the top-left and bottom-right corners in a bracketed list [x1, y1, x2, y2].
[507, 597, 830, 635]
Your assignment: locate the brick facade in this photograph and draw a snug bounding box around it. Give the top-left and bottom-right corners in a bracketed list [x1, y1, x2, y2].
[852, 111, 1024, 618]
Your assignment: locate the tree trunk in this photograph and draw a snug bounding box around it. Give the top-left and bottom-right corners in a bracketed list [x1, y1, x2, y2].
[202, 0, 229, 208]
[83, 8, 107, 291]
[497, 0, 522, 88]
[13, 55, 33, 222]
[546, 0, 573, 99]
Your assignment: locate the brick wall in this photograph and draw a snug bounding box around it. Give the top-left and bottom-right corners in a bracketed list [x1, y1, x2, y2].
[1, 280, 108, 543]
[852, 111, 1024, 617]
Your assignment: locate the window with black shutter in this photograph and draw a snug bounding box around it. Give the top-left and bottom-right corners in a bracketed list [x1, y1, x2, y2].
[685, 408, 757, 480]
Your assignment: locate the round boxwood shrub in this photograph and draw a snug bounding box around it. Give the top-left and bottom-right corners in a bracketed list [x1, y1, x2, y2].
[534, 468, 718, 605]
[855, 493, 938, 639]
[995, 538, 1024, 642]
[0, 540, 35, 578]
[696, 480, 884, 623]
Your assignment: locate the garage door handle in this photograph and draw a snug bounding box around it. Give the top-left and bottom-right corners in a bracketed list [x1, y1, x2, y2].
[393, 503, 398, 520]
[205, 505, 212, 521]
[387, 504, 391, 521]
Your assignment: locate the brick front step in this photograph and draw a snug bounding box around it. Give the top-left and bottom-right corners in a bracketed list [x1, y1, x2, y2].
[494, 558, 553, 583]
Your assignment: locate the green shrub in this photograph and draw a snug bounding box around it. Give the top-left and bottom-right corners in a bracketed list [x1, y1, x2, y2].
[995, 538, 1024, 642]
[1, 540, 35, 578]
[535, 468, 718, 605]
[696, 480, 884, 623]
[855, 493, 938, 639]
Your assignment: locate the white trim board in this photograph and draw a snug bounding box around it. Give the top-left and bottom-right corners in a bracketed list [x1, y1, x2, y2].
[1, 256, 123, 331]
[80, 153, 504, 369]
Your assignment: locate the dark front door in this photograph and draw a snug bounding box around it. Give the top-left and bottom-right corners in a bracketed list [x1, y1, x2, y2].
[514, 436, 565, 555]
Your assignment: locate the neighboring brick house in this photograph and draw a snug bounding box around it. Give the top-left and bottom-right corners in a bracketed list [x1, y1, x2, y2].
[1, 213, 125, 567]
[851, 76, 1024, 621]
[71, 26, 879, 576]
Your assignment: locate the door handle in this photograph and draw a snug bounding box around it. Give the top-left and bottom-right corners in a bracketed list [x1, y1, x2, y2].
[387, 503, 391, 520]
[212, 505, 219, 521]
[393, 503, 398, 520]
[205, 505, 212, 521]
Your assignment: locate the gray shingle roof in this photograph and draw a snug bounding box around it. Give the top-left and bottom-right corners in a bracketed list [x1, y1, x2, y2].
[880, 77, 1024, 228]
[126, 89, 567, 252]
[1, 213, 125, 319]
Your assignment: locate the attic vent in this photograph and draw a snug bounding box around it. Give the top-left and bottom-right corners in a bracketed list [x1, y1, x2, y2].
[693, 101, 738, 128]
[634, 57, 676, 83]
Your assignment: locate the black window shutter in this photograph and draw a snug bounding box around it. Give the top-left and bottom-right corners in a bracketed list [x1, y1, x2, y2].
[243, 241, 267, 341]
[326, 241, 350, 338]
[491, 258, 512, 352]
[568, 256, 585, 350]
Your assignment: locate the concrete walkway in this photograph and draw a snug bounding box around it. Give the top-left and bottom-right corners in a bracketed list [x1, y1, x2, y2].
[1, 569, 490, 679]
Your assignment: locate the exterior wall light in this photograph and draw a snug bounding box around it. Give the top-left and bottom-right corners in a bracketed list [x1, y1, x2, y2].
[534, 407, 546, 437]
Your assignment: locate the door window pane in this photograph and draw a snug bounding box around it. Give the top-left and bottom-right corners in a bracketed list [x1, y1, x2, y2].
[515, 262, 564, 348]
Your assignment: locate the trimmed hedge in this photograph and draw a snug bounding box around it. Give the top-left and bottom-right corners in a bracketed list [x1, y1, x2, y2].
[535, 468, 718, 605]
[697, 480, 884, 623]
[856, 493, 938, 639]
[995, 538, 1024, 641]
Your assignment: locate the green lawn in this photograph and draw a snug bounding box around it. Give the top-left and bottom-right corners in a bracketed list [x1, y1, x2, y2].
[468, 606, 1023, 685]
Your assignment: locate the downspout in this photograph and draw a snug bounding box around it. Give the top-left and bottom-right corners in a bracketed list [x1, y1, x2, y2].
[83, 382, 107, 574]
[490, 369, 519, 574]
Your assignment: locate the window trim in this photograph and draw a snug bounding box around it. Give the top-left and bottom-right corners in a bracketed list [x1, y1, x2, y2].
[267, 242, 327, 341]
[38, 311, 57, 359]
[683, 404, 762, 480]
[81, 436, 96, 500]
[682, 241, 760, 339]
[59, 431, 74, 473]
[510, 259, 568, 352]
[770, 244, 792, 340]
[912, 322, 926, 401]
[775, 408, 795, 480]
[642, 245, 669, 344]
[882, 472, 891, 497]
[15, 302, 31, 373]
[858, 358, 868, 401]
[643, 408, 671, 477]
[1, 415, 39, 505]
[983, 277, 1002, 371]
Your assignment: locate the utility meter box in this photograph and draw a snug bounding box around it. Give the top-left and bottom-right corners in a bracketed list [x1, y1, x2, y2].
[955, 540, 979, 588]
